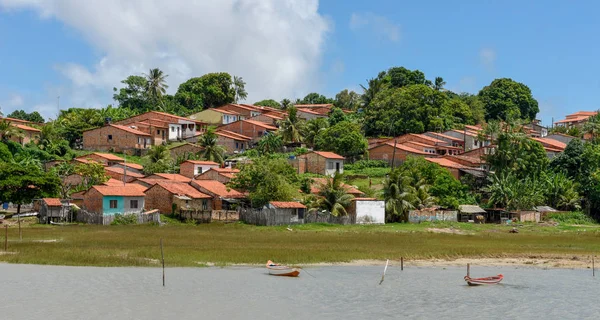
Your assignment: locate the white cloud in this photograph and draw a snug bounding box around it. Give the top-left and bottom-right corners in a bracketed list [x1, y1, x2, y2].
[349, 12, 400, 42]
[479, 48, 496, 70]
[9, 94, 24, 107]
[0, 0, 330, 114]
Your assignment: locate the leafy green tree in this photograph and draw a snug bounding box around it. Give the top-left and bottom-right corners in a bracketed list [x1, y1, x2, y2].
[0, 120, 23, 142]
[334, 89, 362, 110]
[280, 99, 292, 110]
[457, 93, 486, 124]
[486, 132, 548, 179]
[278, 106, 304, 144]
[542, 172, 581, 211]
[478, 78, 539, 122]
[197, 127, 226, 164]
[297, 92, 334, 105]
[7, 110, 45, 123]
[0, 162, 60, 214]
[74, 161, 109, 189]
[484, 173, 545, 211]
[583, 112, 600, 142]
[257, 132, 283, 154]
[383, 171, 416, 222]
[360, 71, 388, 107]
[327, 107, 348, 126]
[302, 118, 329, 148]
[388, 66, 428, 88]
[175, 73, 235, 110]
[433, 77, 446, 91]
[309, 173, 355, 216]
[145, 68, 169, 106]
[314, 120, 367, 161]
[52, 162, 76, 199]
[429, 173, 475, 209]
[142, 145, 174, 175]
[113, 75, 150, 112]
[229, 157, 298, 207]
[233, 76, 248, 103]
[0, 142, 12, 162]
[254, 99, 281, 108]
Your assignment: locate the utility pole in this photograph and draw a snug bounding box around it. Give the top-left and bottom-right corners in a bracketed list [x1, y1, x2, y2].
[57, 96, 60, 110]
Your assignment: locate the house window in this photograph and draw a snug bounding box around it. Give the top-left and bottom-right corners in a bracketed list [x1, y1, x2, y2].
[202, 199, 208, 211]
[197, 167, 203, 174]
[109, 200, 118, 209]
[171, 127, 175, 132]
[138, 137, 141, 144]
[146, 138, 151, 145]
[156, 130, 160, 135]
[298, 208, 305, 219]
[328, 161, 334, 170]
[235, 142, 239, 149]
[130, 200, 138, 209]
[108, 135, 113, 140]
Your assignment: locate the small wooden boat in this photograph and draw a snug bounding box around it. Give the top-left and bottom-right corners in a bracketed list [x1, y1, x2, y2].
[266, 260, 300, 277]
[464, 274, 503, 286]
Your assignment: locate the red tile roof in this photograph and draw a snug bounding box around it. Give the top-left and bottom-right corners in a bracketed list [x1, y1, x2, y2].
[184, 160, 219, 166]
[215, 129, 252, 141]
[294, 104, 334, 108]
[555, 116, 590, 124]
[150, 173, 191, 182]
[369, 142, 432, 155]
[135, 179, 184, 187]
[83, 153, 125, 161]
[104, 167, 145, 178]
[297, 108, 324, 115]
[310, 178, 363, 196]
[15, 124, 41, 132]
[91, 185, 147, 197]
[211, 167, 240, 173]
[151, 181, 211, 199]
[145, 111, 205, 123]
[191, 180, 245, 198]
[532, 137, 567, 150]
[219, 173, 236, 179]
[104, 178, 126, 186]
[311, 151, 345, 160]
[109, 124, 151, 136]
[1, 117, 32, 124]
[425, 132, 464, 142]
[118, 162, 144, 170]
[43, 198, 63, 207]
[270, 201, 306, 209]
[242, 119, 277, 130]
[425, 157, 467, 169]
[212, 108, 240, 115]
[222, 104, 259, 112]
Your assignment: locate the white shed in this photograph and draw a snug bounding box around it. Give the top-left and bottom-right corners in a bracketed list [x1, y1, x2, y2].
[350, 198, 385, 224]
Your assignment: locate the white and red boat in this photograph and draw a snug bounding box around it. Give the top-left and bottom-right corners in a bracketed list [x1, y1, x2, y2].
[464, 274, 503, 286]
[266, 260, 300, 277]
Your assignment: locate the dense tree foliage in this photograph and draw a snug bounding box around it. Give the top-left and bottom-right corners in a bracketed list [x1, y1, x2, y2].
[254, 99, 281, 108]
[6, 110, 45, 123]
[0, 162, 60, 213]
[278, 106, 304, 144]
[296, 92, 334, 105]
[113, 75, 149, 112]
[334, 89, 362, 110]
[197, 127, 225, 164]
[175, 73, 236, 110]
[314, 120, 367, 161]
[486, 131, 548, 179]
[478, 78, 539, 122]
[308, 173, 354, 216]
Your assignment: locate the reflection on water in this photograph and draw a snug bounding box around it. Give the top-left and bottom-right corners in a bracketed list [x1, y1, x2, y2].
[1, 264, 599, 320]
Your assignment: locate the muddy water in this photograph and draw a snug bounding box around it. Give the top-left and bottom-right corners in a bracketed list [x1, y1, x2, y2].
[1, 264, 598, 319]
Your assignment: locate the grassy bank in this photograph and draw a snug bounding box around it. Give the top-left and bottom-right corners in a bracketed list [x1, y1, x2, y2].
[1, 220, 599, 267]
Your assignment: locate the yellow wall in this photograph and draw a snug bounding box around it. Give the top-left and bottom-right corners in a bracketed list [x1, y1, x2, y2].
[188, 109, 222, 125]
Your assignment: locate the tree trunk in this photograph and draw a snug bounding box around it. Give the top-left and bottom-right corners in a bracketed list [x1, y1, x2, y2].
[17, 204, 21, 214]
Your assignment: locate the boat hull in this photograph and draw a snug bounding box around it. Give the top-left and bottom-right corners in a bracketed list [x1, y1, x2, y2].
[464, 274, 503, 286]
[266, 260, 300, 277]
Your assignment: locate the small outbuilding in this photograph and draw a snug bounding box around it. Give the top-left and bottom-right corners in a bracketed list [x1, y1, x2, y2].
[458, 205, 487, 223]
[38, 198, 69, 224]
[267, 201, 307, 223]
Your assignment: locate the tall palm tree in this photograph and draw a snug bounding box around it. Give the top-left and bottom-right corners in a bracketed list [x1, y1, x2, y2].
[233, 76, 248, 103]
[145, 144, 171, 163]
[144, 68, 169, 105]
[583, 112, 600, 141]
[302, 118, 329, 148]
[310, 173, 355, 216]
[383, 173, 416, 222]
[198, 127, 226, 164]
[0, 120, 23, 143]
[278, 106, 304, 144]
[280, 99, 292, 110]
[257, 132, 282, 155]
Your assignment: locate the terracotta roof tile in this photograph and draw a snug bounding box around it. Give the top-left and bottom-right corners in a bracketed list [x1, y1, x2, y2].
[103, 178, 126, 186]
[109, 124, 151, 136]
[91, 185, 147, 196]
[270, 201, 306, 209]
[43, 198, 63, 206]
[368, 142, 432, 155]
[294, 104, 334, 108]
[309, 178, 363, 196]
[311, 151, 345, 160]
[150, 173, 191, 182]
[151, 181, 211, 199]
[184, 160, 219, 166]
[425, 157, 467, 169]
[211, 167, 240, 173]
[242, 119, 277, 130]
[215, 130, 252, 141]
[14, 124, 41, 132]
[191, 180, 245, 198]
[104, 167, 145, 178]
[91, 153, 125, 161]
[119, 162, 144, 170]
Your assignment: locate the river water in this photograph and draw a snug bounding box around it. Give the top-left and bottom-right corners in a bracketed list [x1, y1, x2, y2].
[1, 264, 598, 319]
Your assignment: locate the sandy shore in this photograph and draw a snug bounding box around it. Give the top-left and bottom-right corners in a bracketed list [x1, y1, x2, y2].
[296, 256, 596, 269]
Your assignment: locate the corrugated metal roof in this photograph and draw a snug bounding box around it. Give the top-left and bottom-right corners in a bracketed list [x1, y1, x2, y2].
[458, 205, 486, 214]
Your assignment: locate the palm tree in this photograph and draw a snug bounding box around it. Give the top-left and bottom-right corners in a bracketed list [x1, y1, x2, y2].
[144, 68, 168, 105]
[278, 106, 304, 144]
[198, 127, 226, 164]
[145, 145, 171, 163]
[280, 99, 292, 110]
[383, 173, 416, 222]
[257, 132, 283, 155]
[433, 77, 446, 91]
[543, 172, 581, 211]
[0, 120, 23, 143]
[302, 118, 329, 148]
[233, 76, 248, 103]
[583, 112, 600, 141]
[310, 173, 355, 216]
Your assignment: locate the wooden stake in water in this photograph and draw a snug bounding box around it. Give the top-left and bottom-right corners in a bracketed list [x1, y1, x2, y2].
[467, 263, 470, 277]
[401, 257, 404, 271]
[593, 256, 595, 277]
[379, 259, 389, 285]
[4, 225, 7, 251]
[18, 214, 22, 241]
[160, 238, 165, 286]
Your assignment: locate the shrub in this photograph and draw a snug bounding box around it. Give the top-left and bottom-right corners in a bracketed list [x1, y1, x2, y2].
[547, 211, 595, 225]
[344, 160, 388, 171]
[111, 214, 138, 225]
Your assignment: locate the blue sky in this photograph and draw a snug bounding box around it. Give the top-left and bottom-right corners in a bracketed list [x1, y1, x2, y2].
[0, 0, 598, 126]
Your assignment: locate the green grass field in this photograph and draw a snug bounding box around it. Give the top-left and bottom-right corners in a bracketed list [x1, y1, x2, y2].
[1, 219, 599, 267]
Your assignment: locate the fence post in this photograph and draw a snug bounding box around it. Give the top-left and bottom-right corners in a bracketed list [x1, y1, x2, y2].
[4, 225, 7, 251]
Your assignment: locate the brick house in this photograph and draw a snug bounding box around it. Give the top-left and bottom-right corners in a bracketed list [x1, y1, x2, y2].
[248, 113, 283, 127]
[114, 111, 207, 142]
[109, 162, 144, 175]
[76, 152, 124, 166]
[216, 119, 277, 143]
[179, 160, 220, 178]
[83, 124, 152, 153]
[368, 142, 431, 166]
[145, 173, 191, 182]
[188, 108, 241, 125]
[168, 143, 204, 159]
[296, 108, 327, 121]
[133, 178, 176, 188]
[190, 180, 246, 210]
[442, 129, 490, 152]
[217, 104, 262, 118]
[294, 151, 345, 176]
[195, 167, 240, 183]
[144, 181, 211, 214]
[0, 117, 41, 145]
[422, 132, 465, 149]
[83, 184, 146, 215]
[215, 130, 252, 154]
[104, 166, 144, 183]
[554, 111, 598, 129]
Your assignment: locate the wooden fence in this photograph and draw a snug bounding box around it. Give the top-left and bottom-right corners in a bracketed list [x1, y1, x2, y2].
[75, 210, 161, 225]
[178, 210, 239, 223]
[239, 208, 352, 226]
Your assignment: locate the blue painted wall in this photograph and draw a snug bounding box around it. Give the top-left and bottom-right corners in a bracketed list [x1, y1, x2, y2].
[102, 196, 124, 215]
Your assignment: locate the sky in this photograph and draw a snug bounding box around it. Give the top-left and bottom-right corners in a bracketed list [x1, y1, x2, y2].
[1, 0, 599, 126]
